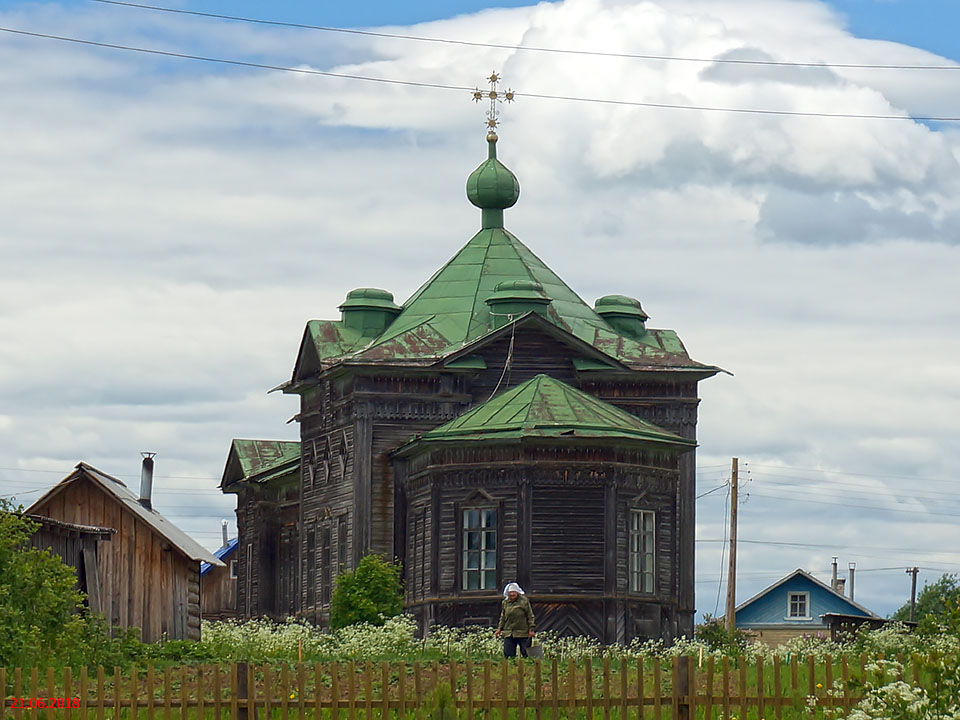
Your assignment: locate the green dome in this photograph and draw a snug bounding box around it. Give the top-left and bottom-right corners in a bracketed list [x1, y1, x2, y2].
[466, 138, 520, 213]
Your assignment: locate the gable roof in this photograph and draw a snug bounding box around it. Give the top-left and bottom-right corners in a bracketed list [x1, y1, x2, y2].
[396, 373, 695, 452]
[201, 537, 238, 576]
[27, 463, 222, 566]
[220, 439, 300, 491]
[734, 568, 879, 619]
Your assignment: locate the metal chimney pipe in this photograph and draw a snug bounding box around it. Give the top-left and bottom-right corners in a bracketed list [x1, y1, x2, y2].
[140, 452, 156, 510]
[221, 519, 229, 547]
[831, 557, 838, 590]
[848, 562, 856, 600]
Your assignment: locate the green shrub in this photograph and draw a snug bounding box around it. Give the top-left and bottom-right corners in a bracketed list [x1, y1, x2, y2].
[329, 554, 403, 630]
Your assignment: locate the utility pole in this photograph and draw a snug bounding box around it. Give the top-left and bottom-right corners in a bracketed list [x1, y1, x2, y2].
[724, 457, 739, 632]
[907, 567, 919, 622]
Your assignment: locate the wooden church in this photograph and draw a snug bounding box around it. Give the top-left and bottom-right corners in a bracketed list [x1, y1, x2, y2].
[223, 111, 720, 642]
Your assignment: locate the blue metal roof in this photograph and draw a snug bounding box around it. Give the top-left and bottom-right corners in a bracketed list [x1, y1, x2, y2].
[201, 537, 238, 576]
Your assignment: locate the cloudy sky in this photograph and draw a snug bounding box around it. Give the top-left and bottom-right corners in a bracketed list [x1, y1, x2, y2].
[1, 0, 959, 622]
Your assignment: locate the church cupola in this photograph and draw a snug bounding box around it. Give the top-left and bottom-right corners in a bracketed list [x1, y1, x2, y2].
[485, 279, 552, 328]
[595, 294, 649, 339]
[466, 135, 520, 230]
[338, 288, 401, 337]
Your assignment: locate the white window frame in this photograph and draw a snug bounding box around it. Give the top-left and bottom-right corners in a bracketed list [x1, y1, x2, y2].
[229, 558, 238, 579]
[629, 509, 656, 594]
[787, 591, 811, 620]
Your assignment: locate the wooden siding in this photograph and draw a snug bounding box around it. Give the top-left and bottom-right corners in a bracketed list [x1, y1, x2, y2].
[200, 563, 237, 620]
[30, 477, 200, 642]
[532, 485, 604, 593]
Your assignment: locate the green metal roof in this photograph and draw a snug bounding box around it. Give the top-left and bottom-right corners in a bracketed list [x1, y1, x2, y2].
[397, 374, 695, 450]
[288, 138, 719, 380]
[220, 439, 300, 490]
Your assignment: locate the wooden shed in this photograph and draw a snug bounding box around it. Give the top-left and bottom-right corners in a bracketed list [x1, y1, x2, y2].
[27, 462, 223, 642]
[25, 513, 114, 614]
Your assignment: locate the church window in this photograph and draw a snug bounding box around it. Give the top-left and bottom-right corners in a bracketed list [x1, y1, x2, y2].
[462, 508, 497, 590]
[629, 510, 655, 593]
[788, 592, 809, 618]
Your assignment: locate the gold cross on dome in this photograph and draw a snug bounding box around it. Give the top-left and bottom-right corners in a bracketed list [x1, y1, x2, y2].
[472, 72, 514, 139]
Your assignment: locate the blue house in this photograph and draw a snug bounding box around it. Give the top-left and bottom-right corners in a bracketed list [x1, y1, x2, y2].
[733, 569, 878, 644]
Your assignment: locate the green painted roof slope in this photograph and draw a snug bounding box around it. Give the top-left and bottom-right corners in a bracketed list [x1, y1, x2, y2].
[401, 374, 695, 448]
[221, 439, 300, 489]
[289, 139, 719, 377]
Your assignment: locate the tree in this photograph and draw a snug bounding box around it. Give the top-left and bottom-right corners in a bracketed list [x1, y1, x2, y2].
[0, 500, 91, 668]
[329, 554, 403, 630]
[891, 573, 960, 625]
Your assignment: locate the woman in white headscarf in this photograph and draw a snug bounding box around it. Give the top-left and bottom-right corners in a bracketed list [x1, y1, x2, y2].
[494, 582, 535, 657]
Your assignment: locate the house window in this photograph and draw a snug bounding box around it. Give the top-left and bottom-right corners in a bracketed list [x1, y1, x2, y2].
[629, 510, 655, 593]
[462, 508, 497, 590]
[788, 592, 810, 619]
[230, 559, 238, 579]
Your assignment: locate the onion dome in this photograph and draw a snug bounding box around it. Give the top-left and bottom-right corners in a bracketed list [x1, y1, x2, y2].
[466, 136, 520, 229]
[595, 295, 649, 339]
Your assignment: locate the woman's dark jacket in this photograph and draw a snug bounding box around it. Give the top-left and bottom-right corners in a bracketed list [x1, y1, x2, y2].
[497, 594, 535, 637]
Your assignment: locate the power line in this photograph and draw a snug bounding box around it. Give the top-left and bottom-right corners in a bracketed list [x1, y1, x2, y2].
[89, 0, 960, 72]
[3, 26, 960, 122]
[748, 488, 960, 519]
[747, 479, 960, 511]
[748, 472, 960, 504]
[697, 537, 960, 558]
[747, 462, 960, 484]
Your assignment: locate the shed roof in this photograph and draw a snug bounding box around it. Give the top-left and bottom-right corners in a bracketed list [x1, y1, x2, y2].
[24, 513, 115, 540]
[396, 373, 695, 452]
[27, 463, 222, 566]
[220, 439, 300, 491]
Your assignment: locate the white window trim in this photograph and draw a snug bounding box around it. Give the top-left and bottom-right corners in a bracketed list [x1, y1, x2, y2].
[786, 591, 812, 621]
[628, 509, 656, 594]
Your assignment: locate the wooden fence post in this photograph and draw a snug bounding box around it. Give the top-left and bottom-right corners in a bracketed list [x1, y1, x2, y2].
[237, 662, 250, 720]
[676, 657, 690, 720]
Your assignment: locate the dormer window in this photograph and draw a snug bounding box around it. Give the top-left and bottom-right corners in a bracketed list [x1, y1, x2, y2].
[788, 591, 810, 619]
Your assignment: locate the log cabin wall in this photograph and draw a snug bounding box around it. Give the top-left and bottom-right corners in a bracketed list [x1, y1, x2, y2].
[395, 444, 682, 642]
[29, 477, 201, 642]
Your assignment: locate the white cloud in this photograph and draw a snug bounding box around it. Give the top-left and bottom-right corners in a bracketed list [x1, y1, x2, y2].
[1, 0, 959, 618]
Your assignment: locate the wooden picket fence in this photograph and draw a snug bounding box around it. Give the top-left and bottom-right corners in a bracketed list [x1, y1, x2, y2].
[0, 655, 924, 720]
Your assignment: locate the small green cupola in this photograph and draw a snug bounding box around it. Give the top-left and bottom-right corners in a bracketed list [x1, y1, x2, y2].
[338, 288, 401, 337]
[485, 279, 552, 329]
[595, 295, 649, 339]
[466, 135, 520, 230]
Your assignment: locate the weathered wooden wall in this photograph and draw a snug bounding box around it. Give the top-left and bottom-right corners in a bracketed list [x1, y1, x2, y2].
[30, 478, 200, 642]
[397, 444, 682, 642]
[200, 563, 237, 620]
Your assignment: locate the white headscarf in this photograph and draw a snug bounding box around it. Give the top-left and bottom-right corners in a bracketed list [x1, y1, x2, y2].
[503, 582, 525, 597]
